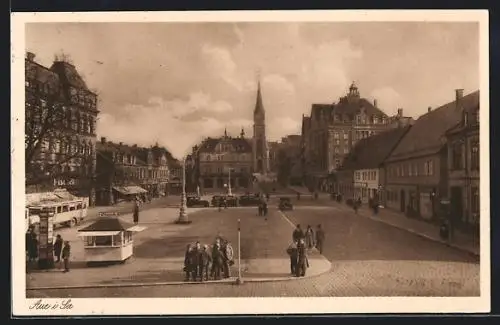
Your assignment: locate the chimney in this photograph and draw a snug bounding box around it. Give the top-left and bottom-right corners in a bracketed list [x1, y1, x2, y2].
[373, 99, 378, 108]
[455, 89, 464, 109]
[133, 144, 137, 148]
[100, 137, 106, 144]
[119, 142, 123, 146]
[397, 108, 403, 117]
[428, 106, 432, 113]
[26, 52, 36, 61]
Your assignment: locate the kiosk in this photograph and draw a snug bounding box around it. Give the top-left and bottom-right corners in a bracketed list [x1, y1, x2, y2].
[78, 213, 146, 264]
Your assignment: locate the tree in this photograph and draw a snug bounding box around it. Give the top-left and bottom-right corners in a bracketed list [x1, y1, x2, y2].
[25, 63, 96, 195]
[276, 149, 292, 187]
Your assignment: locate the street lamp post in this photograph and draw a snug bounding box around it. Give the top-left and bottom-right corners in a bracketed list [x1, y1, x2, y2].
[235, 218, 244, 285]
[176, 157, 191, 224]
[228, 167, 233, 196]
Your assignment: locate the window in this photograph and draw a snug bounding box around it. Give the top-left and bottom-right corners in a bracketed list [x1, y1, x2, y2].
[355, 172, 360, 181]
[335, 159, 340, 169]
[356, 115, 361, 124]
[471, 187, 479, 214]
[471, 140, 479, 170]
[206, 155, 211, 161]
[451, 142, 463, 170]
[334, 132, 339, 139]
[95, 236, 112, 246]
[428, 160, 434, 175]
[401, 165, 405, 177]
[409, 164, 413, 176]
[343, 133, 348, 140]
[335, 139, 340, 145]
[362, 172, 367, 180]
[414, 164, 419, 176]
[344, 148, 349, 154]
[334, 147, 339, 154]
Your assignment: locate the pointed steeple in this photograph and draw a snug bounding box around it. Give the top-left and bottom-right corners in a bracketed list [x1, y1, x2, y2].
[224, 127, 228, 138]
[240, 127, 245, 138]
[254, 77, 265, 116]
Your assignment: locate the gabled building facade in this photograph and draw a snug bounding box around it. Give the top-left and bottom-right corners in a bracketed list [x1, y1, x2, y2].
[195, 130, 253, 194]
[383, 89, 479, 222]
[445, 93, 480, 231]
[337, 126, 411, 204]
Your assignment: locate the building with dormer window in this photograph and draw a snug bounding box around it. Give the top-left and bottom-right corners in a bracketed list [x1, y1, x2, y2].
[25, 52, 99, 206]
[300, 82, 391, 191]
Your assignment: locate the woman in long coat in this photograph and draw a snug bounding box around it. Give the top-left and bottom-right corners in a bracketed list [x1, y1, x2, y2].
[295, 239, 309, 277]
[305, 225, 315, 249]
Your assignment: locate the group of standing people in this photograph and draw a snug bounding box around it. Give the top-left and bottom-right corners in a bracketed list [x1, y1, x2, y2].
[183, 236, 234, 281]
[258, 200, 268, 217]
[286, 224, 325, 277]
[25, 226, 71, 272]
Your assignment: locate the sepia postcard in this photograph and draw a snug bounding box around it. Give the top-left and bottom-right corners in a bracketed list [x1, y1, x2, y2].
[11, 10, 490, 316]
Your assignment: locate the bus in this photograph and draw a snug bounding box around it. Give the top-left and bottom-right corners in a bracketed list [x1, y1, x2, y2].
[27, 198, 88, 228]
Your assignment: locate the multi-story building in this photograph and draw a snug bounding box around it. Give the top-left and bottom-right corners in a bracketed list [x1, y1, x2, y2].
[383, 89, 479, 222]
[272, 135, 302, 186]
[25, 52, 99, 205]
[195, 129, 253, 194]
[337, 126, 411, 204]
[445, 93, 480, 232]
[301, 82, 390, 191]
[95, 138, 170, 205]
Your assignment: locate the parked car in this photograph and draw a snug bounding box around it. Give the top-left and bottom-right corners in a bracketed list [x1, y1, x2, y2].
[224, 195, 239, 207]
[238, 194, 261, 206]
[278, 197, 294, 211]
[211, 195, 224, 207]
[187, 196, 210, 208]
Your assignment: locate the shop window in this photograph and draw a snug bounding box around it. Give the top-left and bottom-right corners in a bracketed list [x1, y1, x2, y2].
[113, 234, 122, 246]
[62, 205, 69, 212]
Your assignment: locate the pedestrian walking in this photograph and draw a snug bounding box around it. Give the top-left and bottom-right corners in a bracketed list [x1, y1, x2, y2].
[190, 241, 202, 281]
[221, 240, 233, 278]
[315, 224, 325, 254]
[297, 193, 301, 201]
[258, 203, 263, 216]
[295, 239, 309, 277]
[62, 241, 71, 273]
[53, 234, 63, 263]
[305, 225, 315, 249]
[292, 224, 305, 242]
[286, 241, 298, 275]
[133, 200, 140, 224]
[263, 201, 268, 217]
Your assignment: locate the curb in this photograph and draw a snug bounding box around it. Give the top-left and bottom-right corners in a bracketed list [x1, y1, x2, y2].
[26, 266, 333, 291]
[356, 210, 480, 258]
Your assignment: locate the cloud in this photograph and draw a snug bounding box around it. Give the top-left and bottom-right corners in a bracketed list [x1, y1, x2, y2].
[269, 117, 301, 139]
[370, 87, 402, 114]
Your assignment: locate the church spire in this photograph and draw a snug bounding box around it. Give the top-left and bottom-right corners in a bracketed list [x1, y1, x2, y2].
[254, 77, 265, 116]
[224, 127, 228, 138]
[240, 127, 245, 138]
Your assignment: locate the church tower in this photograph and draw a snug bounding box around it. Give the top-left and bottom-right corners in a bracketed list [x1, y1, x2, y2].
[252, 80, 268, 174]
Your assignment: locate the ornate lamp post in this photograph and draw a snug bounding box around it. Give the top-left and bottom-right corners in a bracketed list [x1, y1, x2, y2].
[176, 157, 191, 224]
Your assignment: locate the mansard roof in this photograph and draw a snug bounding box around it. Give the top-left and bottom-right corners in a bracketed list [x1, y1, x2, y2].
[197, 136, 252, 153]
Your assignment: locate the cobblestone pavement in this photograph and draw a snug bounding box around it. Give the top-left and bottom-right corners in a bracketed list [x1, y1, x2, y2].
[27, 203, 479, 298]
[27, 206, 329, 289]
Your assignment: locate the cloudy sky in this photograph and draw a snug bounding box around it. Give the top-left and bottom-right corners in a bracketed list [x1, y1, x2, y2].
[25, 22, 479, 158]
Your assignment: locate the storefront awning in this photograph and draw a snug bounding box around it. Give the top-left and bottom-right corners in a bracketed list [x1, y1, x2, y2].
[127, 225, 147, 232]
[112, 186, 148, 195]
[78, 231, 121, 237]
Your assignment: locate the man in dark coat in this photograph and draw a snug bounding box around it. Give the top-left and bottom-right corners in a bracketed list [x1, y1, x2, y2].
[262, 201, 268, 217]
[53, 234, 63, 263]
[190, 241, 202, 281]
[221, 240, 232, 278]
[211, 239, 224, 280]
[198, 244, 212, 281]
[133, 200, 140, 224]
[62, 241, 71, 273]
[296, 239, 308, 277]
[315, 224, 325, 254]
[286, 241, 298, 275]
[184, 244, 193, 281]
[292, 224, 305, 242]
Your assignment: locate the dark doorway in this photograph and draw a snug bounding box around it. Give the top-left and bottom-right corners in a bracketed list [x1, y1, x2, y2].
[450, 186, 463, 227]
[257, 159, 263, 173]
[400, 189, 406, 212]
